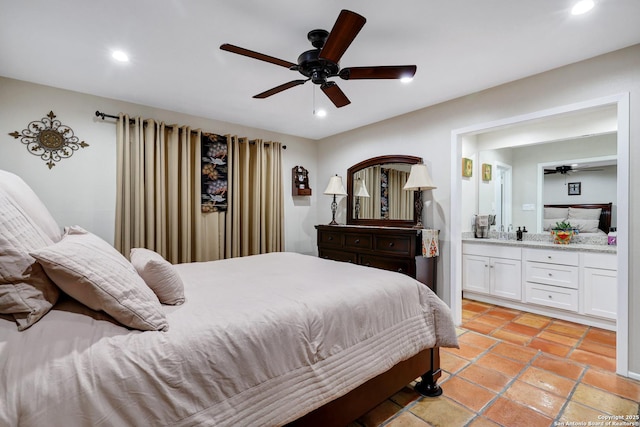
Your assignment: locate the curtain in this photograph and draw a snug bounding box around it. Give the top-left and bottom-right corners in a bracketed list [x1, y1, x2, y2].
[115, 116, 283, 263]
[116, 116, 201, 264]
[388, 169, 413, 219]
[354, 166, 381, 219]
[228, 138, 284, 257]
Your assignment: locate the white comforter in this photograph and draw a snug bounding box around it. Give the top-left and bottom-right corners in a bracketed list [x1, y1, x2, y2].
[0, 252, 457, 427]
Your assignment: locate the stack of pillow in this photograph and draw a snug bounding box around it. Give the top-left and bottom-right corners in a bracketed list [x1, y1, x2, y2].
[543, 206, 602, 233]
[0, 170, 184, 332]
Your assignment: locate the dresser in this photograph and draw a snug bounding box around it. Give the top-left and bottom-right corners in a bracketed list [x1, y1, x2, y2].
[315, 225, 437, 291]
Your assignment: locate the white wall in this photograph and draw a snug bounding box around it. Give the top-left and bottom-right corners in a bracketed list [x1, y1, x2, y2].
[317, 44, 640, 373]
[0, 77, 319, 253]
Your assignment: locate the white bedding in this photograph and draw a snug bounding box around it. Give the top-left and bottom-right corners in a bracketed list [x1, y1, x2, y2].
[0, 252, 457, 427]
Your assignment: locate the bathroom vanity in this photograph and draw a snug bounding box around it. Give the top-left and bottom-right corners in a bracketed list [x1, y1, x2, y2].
[462, 237, 617, 330]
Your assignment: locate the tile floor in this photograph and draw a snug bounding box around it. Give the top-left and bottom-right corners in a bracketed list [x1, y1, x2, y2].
[351, 299, 640, 427]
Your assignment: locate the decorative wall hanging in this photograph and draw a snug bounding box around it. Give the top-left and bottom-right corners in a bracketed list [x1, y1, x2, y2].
[9, 111, 89, 169]
[292, 166, 311, 196]
[482, 163, 492, 181]
[201, 133, 229, 213]
[568, 182, 581, 196]
[462, 158, 473, 177]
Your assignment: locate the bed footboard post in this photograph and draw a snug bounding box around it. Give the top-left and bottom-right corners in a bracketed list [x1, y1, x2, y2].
[414, 348, 443, 397]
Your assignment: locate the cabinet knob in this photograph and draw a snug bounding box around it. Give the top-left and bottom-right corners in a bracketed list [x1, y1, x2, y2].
[354, 239, 360, 244]
[328, 236, 333, 241]
[547, 256, 552, 259]
[365, 262, 371, 266]
[548, 273, 553, 277]
[388, 242, 395, 247]
[548, 295, 553, 299]
[485, 264, 489, 267]
[397, 268, 404, 273]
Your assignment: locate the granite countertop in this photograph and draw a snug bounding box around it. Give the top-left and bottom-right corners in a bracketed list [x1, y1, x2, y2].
[462, 232, 616, 254]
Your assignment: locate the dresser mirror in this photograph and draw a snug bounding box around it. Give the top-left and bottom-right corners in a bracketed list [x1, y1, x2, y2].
[346, 155, 422, 227]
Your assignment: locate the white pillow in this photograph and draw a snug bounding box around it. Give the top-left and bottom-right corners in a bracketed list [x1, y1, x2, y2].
[130, 248, 185, 305]
[0, 169, 62, 242]
[0, 189, 59, 330]
[30, 226, 168, 332]
[570, 219, 601, 233]
[568, 207, 602, 221]
[544, 207, 569, 219]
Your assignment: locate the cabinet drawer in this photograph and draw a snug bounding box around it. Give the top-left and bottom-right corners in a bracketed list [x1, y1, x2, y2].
[583, 252, 617, 270]
[318, 231, 342, 248]
[524, 248, 579, 266]
[463, 243, 521, 260]
[374, 235, 412, 255]
[360, 254, 412, 276]
[525, 262, 578, 289]
[344, 233, 372, 250]
[319, 249, 357, 264]
[526, 282, 578, 312]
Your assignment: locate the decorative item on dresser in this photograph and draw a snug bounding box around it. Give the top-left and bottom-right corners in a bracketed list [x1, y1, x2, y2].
[323, 174, 347, 225]
[403, 163, 437, 229]
[315, 225, 438, 292]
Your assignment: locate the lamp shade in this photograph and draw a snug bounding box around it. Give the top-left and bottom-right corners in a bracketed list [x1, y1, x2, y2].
[403, 164, 437, 191]
[323, 175, 347, 196]
[353, 178, 370, 198]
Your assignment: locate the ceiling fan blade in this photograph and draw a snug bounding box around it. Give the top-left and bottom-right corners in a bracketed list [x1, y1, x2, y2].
[253, 79, 308, 99]
[319, 10, 366, 64]
[220, 44, 296, 69]
[339, 65, 417, 80]
[321, 82, 351, 108]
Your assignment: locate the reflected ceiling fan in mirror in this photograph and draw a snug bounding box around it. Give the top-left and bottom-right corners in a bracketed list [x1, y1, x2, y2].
[220, 9, 417, 108]
[544, 165, 604, 175]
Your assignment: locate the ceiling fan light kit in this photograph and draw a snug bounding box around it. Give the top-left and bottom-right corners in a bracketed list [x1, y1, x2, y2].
[220, 10, 417, 108]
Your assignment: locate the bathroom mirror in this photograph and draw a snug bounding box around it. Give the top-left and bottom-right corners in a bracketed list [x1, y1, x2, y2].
[346, 155, 422, 227]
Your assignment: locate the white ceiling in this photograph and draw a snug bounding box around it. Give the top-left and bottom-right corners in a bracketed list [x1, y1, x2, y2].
[1, 1, 639, 140]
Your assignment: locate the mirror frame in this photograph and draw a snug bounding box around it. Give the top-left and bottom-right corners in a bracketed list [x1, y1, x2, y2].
[346, 154, 423, 227]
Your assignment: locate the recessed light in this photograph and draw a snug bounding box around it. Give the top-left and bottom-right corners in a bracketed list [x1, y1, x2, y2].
[314, 109, 327, 118]
[571, 0, 594, 15]
[112, 50, 129, 62]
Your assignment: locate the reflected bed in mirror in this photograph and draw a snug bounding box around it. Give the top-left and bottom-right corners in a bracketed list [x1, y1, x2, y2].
[347, 155, 422, 227]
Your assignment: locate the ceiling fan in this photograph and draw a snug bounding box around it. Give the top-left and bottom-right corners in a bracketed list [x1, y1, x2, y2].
[220, 9, 417, 108]
[544, 165, 605, 175]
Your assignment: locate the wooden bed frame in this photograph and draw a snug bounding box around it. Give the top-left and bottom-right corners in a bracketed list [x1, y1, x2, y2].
[544, 202, 613, 233]
[287, 347, 441, 426]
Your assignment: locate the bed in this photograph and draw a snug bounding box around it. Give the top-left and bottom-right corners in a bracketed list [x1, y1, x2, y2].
[0, 170, 458, 427]
[543, 202, 613, 234]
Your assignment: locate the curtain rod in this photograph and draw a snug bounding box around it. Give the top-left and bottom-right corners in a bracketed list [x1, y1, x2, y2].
[95, 110, 286, 149]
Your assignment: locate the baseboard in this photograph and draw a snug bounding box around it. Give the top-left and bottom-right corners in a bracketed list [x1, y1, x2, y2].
[627, 371, 640, 382]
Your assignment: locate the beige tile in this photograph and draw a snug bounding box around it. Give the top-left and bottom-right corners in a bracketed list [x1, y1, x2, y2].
[559, 400, 609, 424]
[390, 386, 422, 407]
[384, 412, 433, 427]
[581, 368, 640, 401]
[504, 380, 566, 418]
[571, 383, 639, 416]
[440, 352, 469, 374]
[410, 397, 475, 427]
[457, 364, 510, 393]
[519, 366, 576, 398]
[513, 312, 552, 329]
[458, 331, 500, 349]
[467, 417, 501, 427]
[484, 397, 553, 427]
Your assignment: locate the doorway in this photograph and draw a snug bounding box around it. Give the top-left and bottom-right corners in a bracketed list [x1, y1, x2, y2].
[449, 94, 630, 377]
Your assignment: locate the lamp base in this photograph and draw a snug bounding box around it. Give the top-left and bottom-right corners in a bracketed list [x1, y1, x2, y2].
[328, 220, 339, 225]
[413, 221, 424, 229]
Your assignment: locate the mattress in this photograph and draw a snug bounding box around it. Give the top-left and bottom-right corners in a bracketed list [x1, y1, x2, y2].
[0, 252, 457, 427]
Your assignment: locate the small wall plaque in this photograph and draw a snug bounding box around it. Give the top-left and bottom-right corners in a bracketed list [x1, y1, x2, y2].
[292, 166, 312, 196]
[9, 111, 89, 169]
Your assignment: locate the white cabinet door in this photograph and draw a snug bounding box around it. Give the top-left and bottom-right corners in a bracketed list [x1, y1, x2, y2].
[583, 267, 617, 320]
[491, 258, 522, 300]
[463, 255, 490, 294]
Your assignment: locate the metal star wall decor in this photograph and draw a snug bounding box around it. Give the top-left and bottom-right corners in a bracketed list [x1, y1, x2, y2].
[9, 111, 89, 169]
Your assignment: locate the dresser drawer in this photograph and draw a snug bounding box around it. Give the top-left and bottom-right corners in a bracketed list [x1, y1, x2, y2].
[524, 248, 579, 266]
[317, 230, 342, 248]
[360, 254, 412, 276]
[319, 249, 357, 264]
[373, 235, 412, 255]
[525, 262, 579, 289]
[526, 282, 578, 312]
[344, 233, 372, 250]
